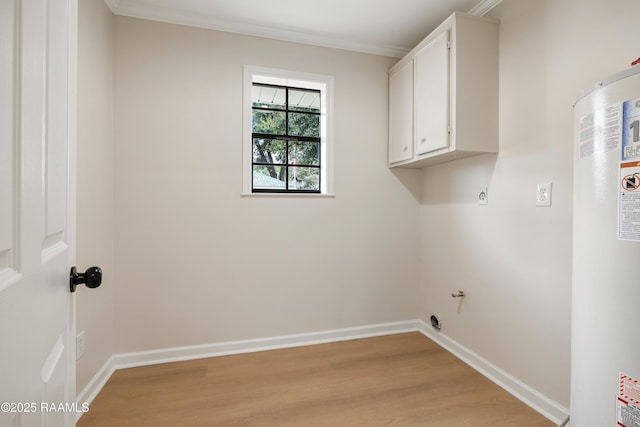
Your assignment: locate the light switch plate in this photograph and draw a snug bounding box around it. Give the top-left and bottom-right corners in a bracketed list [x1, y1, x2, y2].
[537, 182, 552, 207]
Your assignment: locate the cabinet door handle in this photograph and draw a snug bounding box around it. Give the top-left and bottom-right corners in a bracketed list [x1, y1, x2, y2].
[403, 146, 408, 152]
[421, 137, 427, 143]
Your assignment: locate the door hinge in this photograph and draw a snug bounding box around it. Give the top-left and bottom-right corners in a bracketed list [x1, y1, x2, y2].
[447, 40, 451, 49]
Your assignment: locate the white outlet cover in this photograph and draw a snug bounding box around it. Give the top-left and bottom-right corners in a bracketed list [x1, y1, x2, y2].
[537, 182, 552, 207]
[478, 187, 488, 205]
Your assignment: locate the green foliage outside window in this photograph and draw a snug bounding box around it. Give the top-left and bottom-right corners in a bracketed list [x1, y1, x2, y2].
[252, 84, 321, 191]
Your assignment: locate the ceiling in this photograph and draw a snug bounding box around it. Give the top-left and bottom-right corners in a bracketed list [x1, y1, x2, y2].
[105, 0, 502, 57]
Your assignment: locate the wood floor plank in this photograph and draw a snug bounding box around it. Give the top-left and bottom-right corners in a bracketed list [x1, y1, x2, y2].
[77, 333, 554, 426]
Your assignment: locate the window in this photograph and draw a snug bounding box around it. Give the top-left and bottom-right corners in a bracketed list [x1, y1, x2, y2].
[252, 84, 321, 192]
[243, 66, 334, 195]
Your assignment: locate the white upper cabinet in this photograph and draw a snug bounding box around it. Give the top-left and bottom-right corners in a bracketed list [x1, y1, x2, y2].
[388, 12, 499, 168]
[414, 30, 450, 155]
[389, 60, 414, 163]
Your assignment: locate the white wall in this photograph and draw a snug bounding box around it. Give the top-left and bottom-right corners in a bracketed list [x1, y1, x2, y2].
[418, 0, 640, 410]
[112, 17, 421, 353]
[76, 0, 115, 393]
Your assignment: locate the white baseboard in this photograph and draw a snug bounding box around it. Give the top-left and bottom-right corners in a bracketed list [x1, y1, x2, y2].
[417, 320, 570, 426]
[75, 355, 116, 422]
[77, 319, 569, 426]
[112, 320, 419, 370]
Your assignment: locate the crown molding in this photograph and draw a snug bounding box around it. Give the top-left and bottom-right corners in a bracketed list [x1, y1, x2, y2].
[468, 0, 503, 16]
[103, 0, 118, 14]
[104, 0, 500, 58]
[105, 0, 410, 58]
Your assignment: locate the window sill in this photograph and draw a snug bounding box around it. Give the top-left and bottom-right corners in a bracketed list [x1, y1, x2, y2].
[240, 192, 336, 198]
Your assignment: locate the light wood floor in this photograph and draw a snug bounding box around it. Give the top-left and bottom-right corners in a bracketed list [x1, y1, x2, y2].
[77, 332, 553, 426]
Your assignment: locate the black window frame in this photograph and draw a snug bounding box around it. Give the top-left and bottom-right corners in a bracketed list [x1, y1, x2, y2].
[251, 83, 321, 194]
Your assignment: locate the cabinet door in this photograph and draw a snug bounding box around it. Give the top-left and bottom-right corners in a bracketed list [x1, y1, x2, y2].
[388, 60, 413, 164]
[414, 30, 450, 155]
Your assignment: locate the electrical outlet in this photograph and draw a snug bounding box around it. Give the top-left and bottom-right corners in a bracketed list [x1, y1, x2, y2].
[478, 187, 488, 205]
[76, 331, 85, 360]
[537, 182, 552, 207]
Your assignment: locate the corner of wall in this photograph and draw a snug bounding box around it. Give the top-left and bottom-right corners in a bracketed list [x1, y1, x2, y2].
[417, 321, 569, 425]
[76, 0, 117, 395]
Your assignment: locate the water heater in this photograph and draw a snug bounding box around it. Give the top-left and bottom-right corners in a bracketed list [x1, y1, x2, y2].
[572, 64, 640, 426]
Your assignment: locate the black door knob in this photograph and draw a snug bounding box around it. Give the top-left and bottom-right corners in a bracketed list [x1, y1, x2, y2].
[70, 266, 102, 292]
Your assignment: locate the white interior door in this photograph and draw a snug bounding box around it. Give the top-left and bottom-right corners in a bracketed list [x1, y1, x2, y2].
[0, 1, 77, 426]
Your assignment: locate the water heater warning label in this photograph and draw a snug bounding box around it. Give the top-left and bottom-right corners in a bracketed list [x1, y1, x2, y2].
[623, 98, 640, 161]
[579, 102, 622, 159]
[618, 373, 640, 427]
[618, 396, 640, 427]
[621, 374, 640, 406]
[618, 161, 640, 242]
